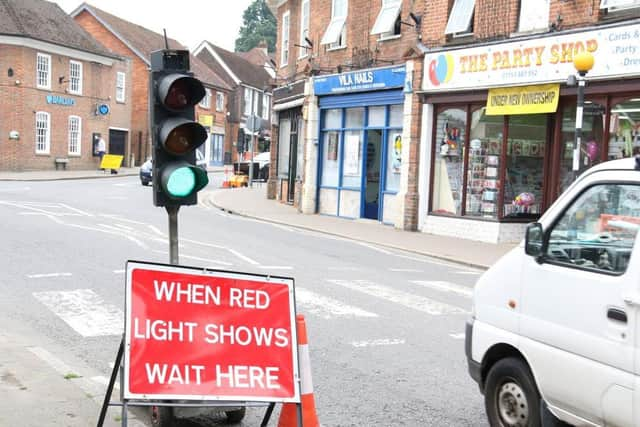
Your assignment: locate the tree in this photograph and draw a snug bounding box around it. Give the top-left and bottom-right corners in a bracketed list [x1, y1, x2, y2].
[234, 0, 276, 53]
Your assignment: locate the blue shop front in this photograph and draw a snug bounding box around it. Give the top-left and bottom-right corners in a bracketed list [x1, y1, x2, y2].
[314, 65, 406, 223]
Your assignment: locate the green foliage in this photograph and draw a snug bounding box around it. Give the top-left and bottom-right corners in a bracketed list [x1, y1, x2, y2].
[234, 0, 276, 53]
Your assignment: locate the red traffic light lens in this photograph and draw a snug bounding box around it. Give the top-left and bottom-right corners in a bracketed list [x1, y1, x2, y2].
[159, 75, 206, 111]
[160, 118, 208, 155]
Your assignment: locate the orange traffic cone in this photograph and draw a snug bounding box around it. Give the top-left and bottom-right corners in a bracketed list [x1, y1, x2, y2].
[278, 314, 319, 427]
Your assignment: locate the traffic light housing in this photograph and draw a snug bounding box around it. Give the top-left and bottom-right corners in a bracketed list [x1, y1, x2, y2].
[150, 50, 209, 207]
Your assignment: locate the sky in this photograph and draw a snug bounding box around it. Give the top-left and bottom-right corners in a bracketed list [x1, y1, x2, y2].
[52, 0, 254, 51]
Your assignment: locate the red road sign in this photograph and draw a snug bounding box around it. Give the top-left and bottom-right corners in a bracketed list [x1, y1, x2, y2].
[123, 261, 299, 402]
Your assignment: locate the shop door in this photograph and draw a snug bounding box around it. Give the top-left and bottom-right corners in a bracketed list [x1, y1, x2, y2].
[553, 98, 606, 198]
[364, 130, 382, 220]
[108, 130, 126, 156]
[287, 116, 299, 203]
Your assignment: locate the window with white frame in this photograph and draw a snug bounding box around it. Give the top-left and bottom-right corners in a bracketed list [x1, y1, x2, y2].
[518, 0, 549, 32]
[216, 92, 225, 112]
[262, 94, 271, 120]
[371, 0, 402, 37]
[200, 88, 212, 109]
[600, 0, 640, 10]
[253, 91, 260, 115]
[69, 60, 82, 95]
[36, 53, 51, 89]
[35, 112, 50, 154]
[299, 0, 310, 58]
[281, 10, 290, 66]
[68, 116, 81, 155]
[321, 0, 348, 48]
[116, 72, 126, 102]
[244, 87, 252, 116]
[444, 0, 475, 35]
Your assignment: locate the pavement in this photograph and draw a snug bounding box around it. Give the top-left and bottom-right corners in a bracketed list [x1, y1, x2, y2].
[0, 166, 518, 426]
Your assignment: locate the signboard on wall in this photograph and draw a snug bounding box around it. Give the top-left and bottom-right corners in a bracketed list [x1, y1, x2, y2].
[423, 23, 640, 92]
[314, 65, 406, 95]
[123, 261, 299, 402]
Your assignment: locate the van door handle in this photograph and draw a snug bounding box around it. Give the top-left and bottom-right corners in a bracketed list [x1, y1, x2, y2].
[607, 308, 628, 323]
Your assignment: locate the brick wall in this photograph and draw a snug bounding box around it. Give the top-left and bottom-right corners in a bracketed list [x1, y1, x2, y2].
[276, 0, 421, 81]
[0, 45, 132, 171]
[75, 10, 149, 165]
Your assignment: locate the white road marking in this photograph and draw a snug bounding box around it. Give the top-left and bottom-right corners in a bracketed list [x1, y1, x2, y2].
[179, 253, 233, 266]
[27, 272, 72, 279]
[353, 242, 392, 254]
[328, 279, 468, 316]
[259, 265, 293, 270]
[33, 289, 124, 337]
[113, 269, 125, 274]
[98, 214, 147, 225]
[148, 225, 164, 237]
[327, 266, 361, 271]
[449, 333, 465, 340]
[109, 223, 134, 231]
[0, 186, 30, 193]
[181, 238, 226, 249]
[228, 248, 260, 265]
[389, 268, 423, 273]
[352, 338, 405, 348]
[295, 288, 378, 319]
[59, 203, 92, 216]
[454, 270, 483, 275]
[411, 280, 474, 298]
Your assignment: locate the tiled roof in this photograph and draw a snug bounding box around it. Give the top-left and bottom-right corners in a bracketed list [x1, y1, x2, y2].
[209, 43, 272, 90]
[0, 0, 115, 58]
[76, 3, 230, 90]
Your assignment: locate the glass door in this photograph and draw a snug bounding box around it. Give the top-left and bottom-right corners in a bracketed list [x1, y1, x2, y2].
[364, 129, 382, 219]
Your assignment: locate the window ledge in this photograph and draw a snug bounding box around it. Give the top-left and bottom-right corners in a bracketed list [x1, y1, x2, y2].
[37, 86, 51, 91]
[68, 153, 81, 157]
[510, 27, 549, 37]
[297, 54, 309, 61]
[326, 45, 347, 52]
[377, 34, 402, 42]
[116, 100, 126, 104]
[36, 152, 51, 156]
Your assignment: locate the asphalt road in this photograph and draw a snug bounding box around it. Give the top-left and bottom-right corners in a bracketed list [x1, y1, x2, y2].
[0, 176, 488, 426]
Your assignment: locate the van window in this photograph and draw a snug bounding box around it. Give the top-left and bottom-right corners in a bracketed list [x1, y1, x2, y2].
[545, 184, 640, 274]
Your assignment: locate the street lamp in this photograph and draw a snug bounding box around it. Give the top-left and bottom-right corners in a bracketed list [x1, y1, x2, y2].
[571, 51, 594, 179]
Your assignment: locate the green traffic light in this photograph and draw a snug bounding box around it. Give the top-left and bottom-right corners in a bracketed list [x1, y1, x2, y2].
[166, 167, 196, 197]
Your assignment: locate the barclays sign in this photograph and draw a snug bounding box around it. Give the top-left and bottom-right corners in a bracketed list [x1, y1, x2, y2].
[46, 95, 76, 106]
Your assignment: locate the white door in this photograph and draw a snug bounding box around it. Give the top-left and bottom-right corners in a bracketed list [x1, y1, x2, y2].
[520, 178, 639, 427]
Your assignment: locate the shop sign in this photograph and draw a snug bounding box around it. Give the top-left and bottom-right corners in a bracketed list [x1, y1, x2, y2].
[46, 94, 75, 106]
[123, 261, 299, 402]
[486, 84, 559, 115]
[314, 65, 406, 95]
[423, 23, 640, 92]
[198, 114, 213, 127]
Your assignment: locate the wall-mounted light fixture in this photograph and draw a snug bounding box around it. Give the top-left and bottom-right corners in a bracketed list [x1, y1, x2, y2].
[7, 68, 13, 77]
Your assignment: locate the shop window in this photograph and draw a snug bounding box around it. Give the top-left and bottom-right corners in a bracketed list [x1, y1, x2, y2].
[68, 116, 81, 156]
[518, 0, 549, 32]
[389, 104, 403, 127]
[69, 60, 82, 95]
[466, 108, 503, 218]
[545, 184, 640, 274]
[609, 98, 640, 159]
[600, 0, 640, 11]
[35, 111, 50, 154]
[386, 131, 402, 192]
[445, 0, 475, 36]
[368, 106, 386, 127]
[342, 130, 363, 187]
[432, 108, 466, 215]
[503, 114, 546, 219]
[281, 10, 290, 66]
[345, 107, 364, 128]
[321, 131, 341, 186]
[299, 0, 310, 59]
[325, 108, 342, 128]
[278, 118, 291, 178]
[558, 102, 605, 194]
[371, 0, 402, 38]
[321, 0, 348, 48]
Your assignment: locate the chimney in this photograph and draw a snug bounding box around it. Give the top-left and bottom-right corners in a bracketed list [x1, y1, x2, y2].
[258, 40, 268, 55]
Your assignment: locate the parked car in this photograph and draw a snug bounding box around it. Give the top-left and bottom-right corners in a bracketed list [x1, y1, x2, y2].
[139, 151, 207, 186]
[466, 157, 640, 427]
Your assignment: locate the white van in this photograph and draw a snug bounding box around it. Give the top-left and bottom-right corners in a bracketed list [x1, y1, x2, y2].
[466, 157, 640, 427]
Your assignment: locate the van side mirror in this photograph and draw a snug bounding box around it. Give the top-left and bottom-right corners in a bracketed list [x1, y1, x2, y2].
[525, 222, 544, 257]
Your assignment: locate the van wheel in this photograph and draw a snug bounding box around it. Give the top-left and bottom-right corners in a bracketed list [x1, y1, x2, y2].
[150, 406, 175, 427]
[485, 357, 541, 427]
[225, 407, 246, 423]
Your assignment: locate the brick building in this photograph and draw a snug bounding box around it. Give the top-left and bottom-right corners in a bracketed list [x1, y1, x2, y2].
[194, 41, 273, 169]
[418, 0, 640, 242]
[72, 3, 231, 167]
[0, 0, 131, 172]
[268, 0, 424, 229]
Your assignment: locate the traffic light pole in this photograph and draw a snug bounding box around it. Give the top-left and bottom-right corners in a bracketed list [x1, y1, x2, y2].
[166, 206, 180, 264]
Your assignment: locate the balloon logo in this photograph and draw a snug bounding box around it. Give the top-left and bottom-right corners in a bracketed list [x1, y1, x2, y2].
[428, 54, 454, 86]
[586, 141, 599, 162]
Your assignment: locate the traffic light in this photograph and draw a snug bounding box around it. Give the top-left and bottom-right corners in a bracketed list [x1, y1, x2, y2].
[150, 49, 209, 207]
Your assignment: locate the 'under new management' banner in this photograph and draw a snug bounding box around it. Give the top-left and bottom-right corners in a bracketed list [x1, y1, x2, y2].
[486, 84, 560, 116]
